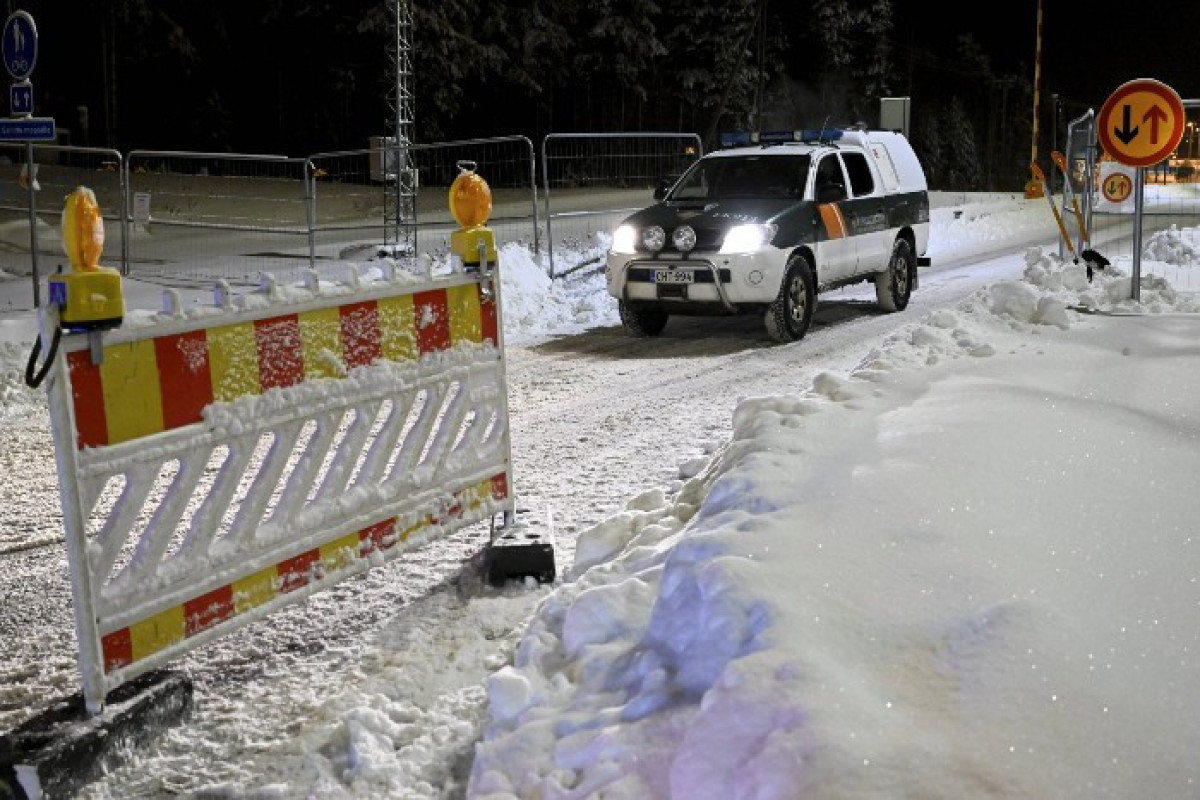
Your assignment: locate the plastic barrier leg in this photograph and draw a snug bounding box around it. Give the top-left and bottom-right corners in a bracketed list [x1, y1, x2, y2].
[0, 670, 192, 800]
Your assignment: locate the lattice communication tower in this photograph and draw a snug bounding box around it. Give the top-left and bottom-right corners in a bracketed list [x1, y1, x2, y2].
[386, 0, 417, 256]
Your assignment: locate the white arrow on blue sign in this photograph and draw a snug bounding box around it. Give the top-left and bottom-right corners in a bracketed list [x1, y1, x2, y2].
[2, 11, 37, 81]
[10, 81, 31, 116]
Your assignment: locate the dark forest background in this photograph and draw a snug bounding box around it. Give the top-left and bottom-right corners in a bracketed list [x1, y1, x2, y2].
[14, 0, 1066, 191]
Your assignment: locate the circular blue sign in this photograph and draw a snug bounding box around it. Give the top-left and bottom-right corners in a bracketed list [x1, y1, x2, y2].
[2, 12, 37, 81]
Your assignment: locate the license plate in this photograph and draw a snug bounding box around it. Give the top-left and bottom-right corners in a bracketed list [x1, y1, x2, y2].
[653, 269, 694, 284]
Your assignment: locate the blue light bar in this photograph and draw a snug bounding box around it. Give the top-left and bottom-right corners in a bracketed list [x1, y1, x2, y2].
[718, 129, 847, 149]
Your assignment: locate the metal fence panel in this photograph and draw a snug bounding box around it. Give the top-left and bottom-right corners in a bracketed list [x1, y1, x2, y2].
[541, 132, 703, 276]
[309, 136, 538, 267]
[1088, 99, 1200, 291]
[6, 135, 692, 286]
[0, 145, 124, 280]
[124, 151, 311, 285]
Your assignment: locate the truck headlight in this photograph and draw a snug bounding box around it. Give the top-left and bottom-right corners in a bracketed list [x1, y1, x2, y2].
[719, 223, 777, 254]
[672, 225, 697, 253]
[642, 225, 666, 253]
[612, 225, 637, 254]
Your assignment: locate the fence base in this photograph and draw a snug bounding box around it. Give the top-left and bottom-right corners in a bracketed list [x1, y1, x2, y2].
[0, 670, 193, 800]
[487, 513, 556, 586]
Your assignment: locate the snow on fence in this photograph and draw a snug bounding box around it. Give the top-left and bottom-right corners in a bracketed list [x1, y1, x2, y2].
[44, 269, 513, 712]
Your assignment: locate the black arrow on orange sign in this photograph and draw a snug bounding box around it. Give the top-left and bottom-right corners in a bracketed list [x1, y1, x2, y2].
[1114, 104, 1139, 145]
[1143, 104, 1168, 143]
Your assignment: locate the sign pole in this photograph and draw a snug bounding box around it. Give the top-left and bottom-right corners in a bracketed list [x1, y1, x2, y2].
[1131, 166, 1145, 302]
[1024, 0, 1045, 199]
[25, 139, 38, 306]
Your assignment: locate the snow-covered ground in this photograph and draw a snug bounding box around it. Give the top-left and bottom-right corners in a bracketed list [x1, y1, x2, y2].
[1, 194, 1199, 798]
[472, 247, 1200, 799]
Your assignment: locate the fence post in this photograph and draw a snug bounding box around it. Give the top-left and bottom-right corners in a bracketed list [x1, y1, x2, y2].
[305, 159, 317, 272]
[118, 152, 130, 276]
[541, 138, 554, 277]
[24, 141, 39, 306]
[522, 136, 540, 256]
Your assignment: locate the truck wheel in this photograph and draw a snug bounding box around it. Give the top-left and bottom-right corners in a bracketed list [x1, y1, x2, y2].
[619, 301, 668, 336]
[875, 238, 914, 312]
[765, 253, 816, 343]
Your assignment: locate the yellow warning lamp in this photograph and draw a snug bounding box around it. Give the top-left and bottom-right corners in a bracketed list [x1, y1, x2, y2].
[48, 187, 124, 331]
[449, 162, 497, 268]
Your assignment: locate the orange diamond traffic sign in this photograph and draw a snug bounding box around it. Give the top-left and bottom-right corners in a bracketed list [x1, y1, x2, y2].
[1098, 78, 1185, 168]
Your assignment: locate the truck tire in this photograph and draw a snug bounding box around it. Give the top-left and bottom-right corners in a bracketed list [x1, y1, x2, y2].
[765, 252, 816, 343]
[875, 237, 914, 312]
[619, 301, 669, 336]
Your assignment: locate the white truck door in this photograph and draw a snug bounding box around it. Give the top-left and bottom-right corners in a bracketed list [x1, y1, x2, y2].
[811, 154, 857, 283]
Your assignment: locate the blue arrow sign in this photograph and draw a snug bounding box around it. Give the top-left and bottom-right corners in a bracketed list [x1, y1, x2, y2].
[2, 12, 37, 81]
[0, 117, 54, 141]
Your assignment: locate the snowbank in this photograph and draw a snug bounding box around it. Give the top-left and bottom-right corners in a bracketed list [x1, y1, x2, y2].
[468, 248, 1200, 799]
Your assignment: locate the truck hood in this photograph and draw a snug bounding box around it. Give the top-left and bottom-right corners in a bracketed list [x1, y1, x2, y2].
[620, 198, 803, 232]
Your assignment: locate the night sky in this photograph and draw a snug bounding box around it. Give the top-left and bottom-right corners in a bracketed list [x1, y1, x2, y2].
[893, 0, 1200, 108]
[6, 1, 1200, 151]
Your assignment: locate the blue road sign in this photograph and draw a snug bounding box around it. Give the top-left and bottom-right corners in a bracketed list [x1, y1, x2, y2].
[2, 12, 37, 81]
[10, 81, 31, 116]
[0, 117, 54, 141]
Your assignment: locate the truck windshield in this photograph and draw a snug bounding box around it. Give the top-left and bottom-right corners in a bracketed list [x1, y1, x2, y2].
[669, 154, 810, 201]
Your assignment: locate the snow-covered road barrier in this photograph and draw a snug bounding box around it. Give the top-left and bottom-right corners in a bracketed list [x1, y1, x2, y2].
[41, 269, 514, 713]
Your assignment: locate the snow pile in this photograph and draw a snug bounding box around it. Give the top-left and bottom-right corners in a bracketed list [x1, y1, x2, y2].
[238, 592, 539, 799]
[0, 272, 45, 418]
[1142, 224, 1200, 265]
[496, 242, 618, 344]
[468, 248, 1200, 799]
[926, 196, 1050, 261]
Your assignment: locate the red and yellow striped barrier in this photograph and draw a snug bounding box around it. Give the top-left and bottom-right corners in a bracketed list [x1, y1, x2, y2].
[68, 283, 498, 449]
[100, 472, 508, 674]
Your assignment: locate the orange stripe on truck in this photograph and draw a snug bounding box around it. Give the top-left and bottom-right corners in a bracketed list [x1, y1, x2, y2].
[818, 203, 848, 239]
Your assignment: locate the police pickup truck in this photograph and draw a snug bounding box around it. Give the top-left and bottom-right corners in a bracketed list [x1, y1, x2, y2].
[606, 127, 930, 342]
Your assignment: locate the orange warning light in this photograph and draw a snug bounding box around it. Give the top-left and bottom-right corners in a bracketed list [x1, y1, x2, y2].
[62, 186, 105, 272]
[449, 167, 492, 228]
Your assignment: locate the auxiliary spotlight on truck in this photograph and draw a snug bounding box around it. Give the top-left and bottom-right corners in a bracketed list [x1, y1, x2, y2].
[606, 127, 931, 342]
